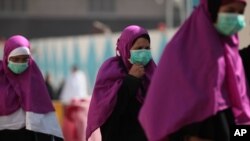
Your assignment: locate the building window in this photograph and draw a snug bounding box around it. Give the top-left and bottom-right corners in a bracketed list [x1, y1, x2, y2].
[89, 0, 115, 13]
[0, 0, 27, 13]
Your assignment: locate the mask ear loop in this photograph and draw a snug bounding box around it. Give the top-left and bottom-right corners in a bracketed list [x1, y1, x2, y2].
[116, 38, 121, 57]
[128, 50, 133, 64]
[116, 49, 120, 56]
[116, 49, 133, 64]
[7, 56, 11, 63]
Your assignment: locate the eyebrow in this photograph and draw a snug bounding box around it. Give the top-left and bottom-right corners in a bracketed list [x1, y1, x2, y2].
[226, 5, 245, 13]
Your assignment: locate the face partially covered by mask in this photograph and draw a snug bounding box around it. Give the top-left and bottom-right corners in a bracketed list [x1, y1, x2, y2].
[215, 13, 246, 36]
[129, 36, 152, 66]
[7, 47, 30, 74]
[130, 49, 152, 66]
[8, 61, 29, 74]
[214, 1, 246, 36]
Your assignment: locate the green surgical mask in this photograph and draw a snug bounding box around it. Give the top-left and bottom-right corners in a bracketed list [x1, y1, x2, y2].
[215, 13, 246, 36]
[130, 49, 152, 66]
[8, 61, 29, 74]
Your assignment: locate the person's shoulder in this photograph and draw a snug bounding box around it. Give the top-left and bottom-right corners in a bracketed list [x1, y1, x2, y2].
[75, 70, 87, 78]
[99, 56, 120, 70]
[240, 44, 250, 50]
[240, 44, 250, 54]
[96, 56, 124, 79]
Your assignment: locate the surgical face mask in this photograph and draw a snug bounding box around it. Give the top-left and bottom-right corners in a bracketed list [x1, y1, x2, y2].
[215, 13, 246, 36]
[8, 61, 29, 74]
[130, 49, 152, 66]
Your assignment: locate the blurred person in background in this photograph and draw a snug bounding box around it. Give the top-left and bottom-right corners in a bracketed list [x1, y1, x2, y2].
[86, 25, 156, 141]
[139, 0, 250, 141]
[0, 35, 63, 141]
[56, 79, 65, 100]
[60, 65, 88, 105]
[45, 72, 56, 100]
[60, 65, 98, 141]
[63, 98, 101, 141]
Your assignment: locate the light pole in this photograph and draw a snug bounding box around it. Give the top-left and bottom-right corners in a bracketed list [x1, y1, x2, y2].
[157, 0, 185, 28]
[92, 21, 112, 35]
[165, 0, 174, 28]
[161, 0, 195, 28]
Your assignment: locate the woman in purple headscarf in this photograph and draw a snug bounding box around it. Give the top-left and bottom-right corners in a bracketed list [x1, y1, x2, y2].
[139, 0, 250, 141]
[86, 25, 156, 141]
[0, 35, 63, 141]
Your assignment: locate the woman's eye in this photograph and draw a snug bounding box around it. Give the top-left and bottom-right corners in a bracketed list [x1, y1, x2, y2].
[239, 10, 244, 14]
[11, 58, 18, 62]
[24, 58, 30, 62]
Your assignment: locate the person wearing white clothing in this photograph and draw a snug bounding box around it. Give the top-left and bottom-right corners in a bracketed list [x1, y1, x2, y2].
[60, 65, 89, 105]
[60, 65, 100, 141]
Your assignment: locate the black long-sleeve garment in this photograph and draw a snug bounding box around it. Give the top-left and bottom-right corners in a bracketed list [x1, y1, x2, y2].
[0, 127, 63, 141]
[239, 45, 250, 85]
[100, 74, 147, 141]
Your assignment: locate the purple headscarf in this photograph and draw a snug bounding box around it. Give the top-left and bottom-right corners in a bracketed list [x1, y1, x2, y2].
[0, 35, 54, 116]
[139, 0, 250, 141]
[86, 25, 156, 139]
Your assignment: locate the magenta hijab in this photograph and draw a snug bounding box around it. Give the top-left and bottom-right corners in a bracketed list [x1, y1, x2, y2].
[0, 35, 54, 116]
[139, 0, 250, 141]
[86, 25, 156, 139]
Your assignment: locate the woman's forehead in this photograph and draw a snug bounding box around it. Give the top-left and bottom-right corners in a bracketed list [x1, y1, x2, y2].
[9, 55, 30, 59]
[219, 1, 246, 12]
[133, 38, 150, 45]
[221, 0, 246, 5]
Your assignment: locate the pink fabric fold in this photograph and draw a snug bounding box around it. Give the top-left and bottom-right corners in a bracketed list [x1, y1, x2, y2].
[63, 98, 101, 141]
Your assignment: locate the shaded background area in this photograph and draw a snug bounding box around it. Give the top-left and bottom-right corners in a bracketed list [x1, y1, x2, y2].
[0, 17, 164, 38]
[0, 0, 199, 39]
